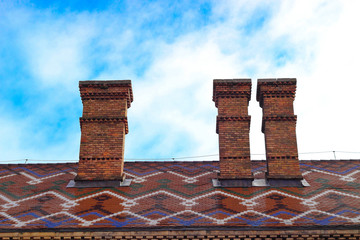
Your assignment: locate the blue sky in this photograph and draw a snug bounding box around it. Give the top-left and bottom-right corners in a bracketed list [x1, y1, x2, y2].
[1, 0, 360, 163]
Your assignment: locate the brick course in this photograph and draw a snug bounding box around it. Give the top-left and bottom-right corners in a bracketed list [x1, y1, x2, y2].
[213, 79, 252, 180]
[76, 80, 133, 181]
[0, 229, 358, 240]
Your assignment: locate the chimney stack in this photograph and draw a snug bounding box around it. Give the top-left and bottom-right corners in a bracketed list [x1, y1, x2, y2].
[213, 79, 253, 187]
[256, 78, 303, 186]
[75, 80, 133, 182]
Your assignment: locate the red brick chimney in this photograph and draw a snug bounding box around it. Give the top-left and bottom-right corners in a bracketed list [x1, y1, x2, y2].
[75, 80, 133, 182]
[213, 79, 253, 187]
[256, 78, 303, 186]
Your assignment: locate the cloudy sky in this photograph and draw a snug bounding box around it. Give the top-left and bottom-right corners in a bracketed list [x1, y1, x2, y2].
[0, 0, 359, 163]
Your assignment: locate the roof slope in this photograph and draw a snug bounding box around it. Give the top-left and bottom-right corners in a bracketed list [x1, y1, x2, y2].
[0, 160, 359, 230]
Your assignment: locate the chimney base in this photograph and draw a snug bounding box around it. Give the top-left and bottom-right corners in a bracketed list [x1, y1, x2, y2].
[266, 179, 303, 187]
[215, 179, 253, 187]
[67, 179, 132, 188]
[212, 175, 308, 187]
[266, 172, 303, 187]
[74, 172, 126, 182]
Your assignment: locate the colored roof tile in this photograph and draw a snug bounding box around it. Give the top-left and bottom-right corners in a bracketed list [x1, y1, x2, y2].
[0, 160, 359, 230]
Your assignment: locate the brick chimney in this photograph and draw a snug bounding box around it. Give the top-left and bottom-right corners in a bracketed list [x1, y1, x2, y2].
[256, 78, 303, 186]
[75, 80, 133, 182]
[213, 79, 253, 187]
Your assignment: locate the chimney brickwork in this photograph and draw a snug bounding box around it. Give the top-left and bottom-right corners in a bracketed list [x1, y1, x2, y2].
[213, 79, 253, 180]
[76, 80, 133, 181]
[256, 78, 302, 181]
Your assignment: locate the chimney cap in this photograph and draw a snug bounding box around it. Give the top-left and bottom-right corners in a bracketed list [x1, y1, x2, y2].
[79, 80, 132, 86]
[213, 78, 251, 85]
[257, 78, 296, 85]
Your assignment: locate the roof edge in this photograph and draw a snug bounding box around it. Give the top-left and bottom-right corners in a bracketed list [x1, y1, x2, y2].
[2, 224, 359, 233]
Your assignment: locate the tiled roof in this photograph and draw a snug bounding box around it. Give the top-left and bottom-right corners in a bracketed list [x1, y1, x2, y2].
[0, 160, 359, 230]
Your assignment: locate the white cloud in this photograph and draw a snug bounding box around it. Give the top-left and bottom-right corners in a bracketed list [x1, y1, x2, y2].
[20, 13, 97, 90]
[126, 0, 360, 160]
[294, 1, 360, 159]
[0, 112, 80, 162]
[1, 0, 359, 162]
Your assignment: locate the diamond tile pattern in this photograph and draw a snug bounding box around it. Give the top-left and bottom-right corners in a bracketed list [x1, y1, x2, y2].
[0, 160, 359, 229]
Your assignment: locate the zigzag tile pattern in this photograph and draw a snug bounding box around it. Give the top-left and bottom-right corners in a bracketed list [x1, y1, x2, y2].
[0, 160, 359, 229]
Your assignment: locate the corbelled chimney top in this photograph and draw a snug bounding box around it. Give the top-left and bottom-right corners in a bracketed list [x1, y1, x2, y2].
[213, 79, 252, 107]
[256, 78, 296, 108]
[79, 80, 133, 107]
